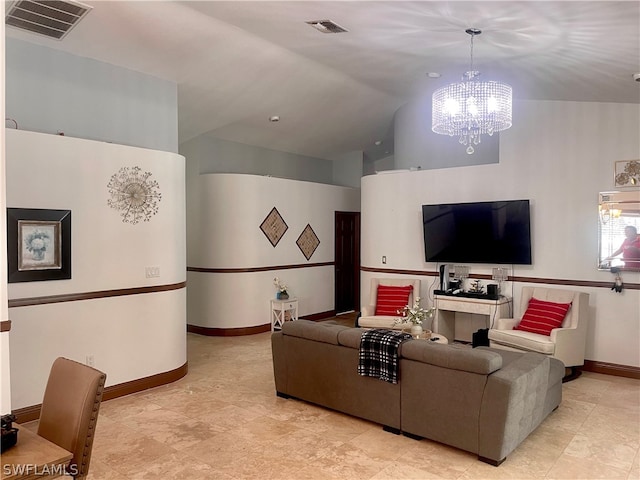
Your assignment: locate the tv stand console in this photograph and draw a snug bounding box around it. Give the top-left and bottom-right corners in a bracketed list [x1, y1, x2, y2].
[433, 294, 511, 343]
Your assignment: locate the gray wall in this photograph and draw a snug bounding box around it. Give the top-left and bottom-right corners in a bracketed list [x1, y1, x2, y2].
[180, 134, 337, 185]
[5, 38, 178, 153]
[394, 92, 499, 170]
[329, 150, 363, 188]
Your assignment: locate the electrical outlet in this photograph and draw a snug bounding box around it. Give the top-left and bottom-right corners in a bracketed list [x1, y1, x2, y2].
[382, 256, 387, 264]
[145, 266, 160, 278]
[86, 355, 95, 367]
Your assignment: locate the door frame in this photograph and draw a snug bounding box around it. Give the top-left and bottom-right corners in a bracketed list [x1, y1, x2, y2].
[334, 211, 361, 313]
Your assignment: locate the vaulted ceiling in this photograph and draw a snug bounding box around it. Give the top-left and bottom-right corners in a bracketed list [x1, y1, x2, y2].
[5, 1, 640, 161]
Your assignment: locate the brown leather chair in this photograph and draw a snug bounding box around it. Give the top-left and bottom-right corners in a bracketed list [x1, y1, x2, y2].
[37, 357, 107, 479]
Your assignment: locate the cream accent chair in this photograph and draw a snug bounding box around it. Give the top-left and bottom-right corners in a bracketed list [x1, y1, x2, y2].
[488, 286, 589, 380]
[358, 278, 421, 330]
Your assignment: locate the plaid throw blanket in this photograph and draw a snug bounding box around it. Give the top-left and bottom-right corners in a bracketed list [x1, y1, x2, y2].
[358, 329, 413, 384]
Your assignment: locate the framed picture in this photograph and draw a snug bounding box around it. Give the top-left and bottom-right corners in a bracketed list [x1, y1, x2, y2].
[614, 160, 640, 187]
[7, 208, 71, 283]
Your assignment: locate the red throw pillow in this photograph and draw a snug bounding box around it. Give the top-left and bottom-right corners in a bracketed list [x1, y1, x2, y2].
[374, 284, 413, 316]
[515, 297, 572, 336]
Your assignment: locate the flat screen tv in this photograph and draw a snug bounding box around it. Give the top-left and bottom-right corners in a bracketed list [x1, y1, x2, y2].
[422, 199, 532, 265]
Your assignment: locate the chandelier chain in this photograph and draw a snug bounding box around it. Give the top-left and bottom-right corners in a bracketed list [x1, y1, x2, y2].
[469, 32, 474, 73]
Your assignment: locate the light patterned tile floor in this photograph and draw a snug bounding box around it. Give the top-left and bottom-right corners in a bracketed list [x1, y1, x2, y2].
[29, 325, 640, 479]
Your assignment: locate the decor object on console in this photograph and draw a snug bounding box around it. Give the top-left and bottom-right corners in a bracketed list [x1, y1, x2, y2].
[453, 265, 469, 285]
[7, 208, 71, 283]
[273, 277, 289, 300]
[107, 166, 161, 224]
[488, 286, 589, 381]
[432, 28, 512, 154]
[260, 207, 288, 247]
[359, 278, 421, 330]
[492, 267, 509, 294]
[468, 279, 484, 294]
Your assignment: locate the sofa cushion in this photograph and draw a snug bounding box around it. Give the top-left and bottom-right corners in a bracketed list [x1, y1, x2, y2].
[358, 316, 409, 330]
[337, 328, 365, 349]
[281, 319, 348, 345]
[515, 297, 572, 336]
[374, 284, 413, 316]
[401, 341, 502, 375]
[488, 329, 556, 355]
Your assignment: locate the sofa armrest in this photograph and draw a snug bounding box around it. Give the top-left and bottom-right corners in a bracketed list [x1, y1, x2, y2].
[361, 305, 375, 317]
[401, 342, 502, 375]
[550, 326, 585, 367]
[478, 353, 551, 464]
[271, 332, 287, 395]
[494, 317, 519, 330]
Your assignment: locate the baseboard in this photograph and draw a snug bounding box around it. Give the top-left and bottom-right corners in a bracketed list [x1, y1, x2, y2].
[583, 360, 640, 379]
[187, 323, 270, 336]
[12, 361, 188, 424]
[299, 310, 336, 321]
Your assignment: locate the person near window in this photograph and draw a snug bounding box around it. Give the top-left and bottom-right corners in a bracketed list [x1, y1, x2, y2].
[606, 225, 640, 268]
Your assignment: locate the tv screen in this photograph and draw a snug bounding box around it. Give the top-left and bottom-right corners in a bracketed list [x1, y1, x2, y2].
[422, 200, 532, 265]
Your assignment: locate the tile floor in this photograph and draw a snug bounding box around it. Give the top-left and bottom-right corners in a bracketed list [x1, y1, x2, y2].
[29, 324, 640, 479]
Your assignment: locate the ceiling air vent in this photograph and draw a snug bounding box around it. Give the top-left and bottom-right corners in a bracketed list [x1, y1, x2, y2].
[306, 20, 348, 34]
[5, 0, 92, 40]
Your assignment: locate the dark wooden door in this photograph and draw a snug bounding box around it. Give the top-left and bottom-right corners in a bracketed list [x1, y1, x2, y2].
[335, 211, 360, 314]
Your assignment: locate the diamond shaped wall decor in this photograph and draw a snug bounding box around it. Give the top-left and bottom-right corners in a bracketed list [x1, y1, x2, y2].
[260, 207, 288, 247]
[297, 224, 320, 260]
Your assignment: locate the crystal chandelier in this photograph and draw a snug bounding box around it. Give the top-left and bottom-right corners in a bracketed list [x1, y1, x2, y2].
[432, 28, 512, 154]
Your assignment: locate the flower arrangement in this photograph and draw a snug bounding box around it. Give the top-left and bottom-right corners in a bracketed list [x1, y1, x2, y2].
[273, 277, 288, 295]
[394, 297, 434, 326]
[25, 229, 50, 252]
[24, 229, 51, 260]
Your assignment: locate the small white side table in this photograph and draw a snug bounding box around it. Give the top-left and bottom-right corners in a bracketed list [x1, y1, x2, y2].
[270, 298, 299, 331]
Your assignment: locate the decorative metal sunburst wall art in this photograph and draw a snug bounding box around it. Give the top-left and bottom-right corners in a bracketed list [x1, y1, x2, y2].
[107, 166, 162, 224]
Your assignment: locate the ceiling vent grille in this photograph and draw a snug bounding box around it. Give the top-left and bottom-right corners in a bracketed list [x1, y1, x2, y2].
[306, 20, 348, 34]
[5, 0, 92, 40]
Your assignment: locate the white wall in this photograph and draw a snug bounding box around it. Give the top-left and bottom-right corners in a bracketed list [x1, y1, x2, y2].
[1, 1, 11, 415]
[6, 130, 187, 408]
[187, 174, 360, 329]
[362, 99, 640, 367]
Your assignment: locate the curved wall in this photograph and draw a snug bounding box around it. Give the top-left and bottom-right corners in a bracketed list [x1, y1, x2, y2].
[362, 99, 640, 368]
[187, 174, 360, 330]
[6, 130, 186, 408]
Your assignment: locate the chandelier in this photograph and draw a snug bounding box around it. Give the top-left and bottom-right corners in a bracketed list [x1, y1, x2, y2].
[599, 204, 622, 224]
[432, 28, 512, 154]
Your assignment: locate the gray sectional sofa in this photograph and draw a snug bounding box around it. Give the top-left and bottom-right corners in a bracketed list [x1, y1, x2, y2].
[271, 319, 564, 466]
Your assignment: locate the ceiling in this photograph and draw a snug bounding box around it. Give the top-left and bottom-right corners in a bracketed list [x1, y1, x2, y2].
[5, 1, 640, 162]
